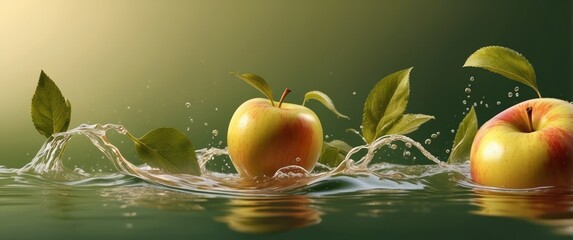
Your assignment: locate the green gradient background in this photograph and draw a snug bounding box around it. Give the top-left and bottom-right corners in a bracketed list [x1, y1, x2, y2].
[0, 0, 571, 168]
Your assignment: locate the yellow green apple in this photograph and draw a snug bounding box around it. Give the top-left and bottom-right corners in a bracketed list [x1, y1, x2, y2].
[227, 94, 323, 178]
[470, 98, 573, 188]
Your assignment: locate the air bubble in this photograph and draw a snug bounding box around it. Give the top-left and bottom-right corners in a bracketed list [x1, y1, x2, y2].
[295, 157, 301, 162]
[403, 151, 411, 157]
[508, 92, 513, 97]
[514, 86, 519, 92]
[352, 91, 357, 95]
[436, 132, 440, 136]
[451, 129, 455, 133]
[446, 149, 450, 154]
[496, 101, 501, 105]
[215, 107, 219, 111]
[462, 100, 467, 105]
[431, 133, 438, 139]
[325, 135, 329, 139]
[185, 102, 191, 108]
[465, 88, 471, 94]
[127, 106, 131, 110]
[204, 123, 208, 126]
[189, 118, 194, 123]
[186, 127, 190, 132]
[211, 130, 218, 137]
[390, 144, 397, 150]
[470, 76, 475, 81]
[485, 103, 489, 108]
[405, 142, 412, 148]
[473, 102, 477, 107]
[515, 93, 519, 97]
[424, 139, 431, 145]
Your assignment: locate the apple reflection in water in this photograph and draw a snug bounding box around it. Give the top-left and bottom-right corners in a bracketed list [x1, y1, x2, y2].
[216, 195, 322, 233]
[472, 189, 573, 235]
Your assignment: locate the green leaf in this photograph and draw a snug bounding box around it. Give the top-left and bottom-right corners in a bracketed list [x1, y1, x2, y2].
[384, 114, 435, 135]
[231, 72, 275, 106]
[130, 128, 201, 175]
[303, 91, 349, 119]
[447, 107, 478, 164]
[362, 67, 411, 143]
[464, 46, 541, 98]
[31, 70, 72, 138]
[318, 140, 353, 167]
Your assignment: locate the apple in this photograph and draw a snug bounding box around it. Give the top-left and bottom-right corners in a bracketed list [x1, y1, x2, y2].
[470, 98, 573, 188]
[227, 89, 323, 178]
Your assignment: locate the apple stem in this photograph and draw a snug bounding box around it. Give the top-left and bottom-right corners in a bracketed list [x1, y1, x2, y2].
[526, 107, 534, 132]
[278, 88, 292, 108]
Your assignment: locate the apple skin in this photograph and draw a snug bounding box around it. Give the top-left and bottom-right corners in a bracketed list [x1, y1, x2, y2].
[470, 98, 573, 188]
[227, 98, 323, 178]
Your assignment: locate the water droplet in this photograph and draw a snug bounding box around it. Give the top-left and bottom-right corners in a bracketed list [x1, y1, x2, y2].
[189, 118, 194, 123]
[403, 151, 411, 157]
[185, 102, 191, 108]
[211, 129, 218, 136]
[352, 91, 357, 95]
[436, 132, 440, 136]
[473, 102, 477, 107]
[218, 141, 223, 145]
[446, 149, 450, 154]
[508, 92, 513, 97]
[186, 127, 190, 132]
[465, 88, 471, 94]
[204, 123, 208, 126]
[359, 125, 363, 129]
[514, 86, 519, 92]
[424, 139, 431, 145]
[431, 133, 438, 139]
[146, 85, 150, 88]
[126, 106, 131, 110]
[390, 144, 397, 150]
[462, 100, 467, 105]
[485, 103, 489, 108]
[479, 100, 483, 105]
[496, 101, 501, 105]
[295, 157, 301, 162]
[405, 142, 412, 148]
[215, 107, 219, 111]
[467, 95, 471, 98]
[325, 135, 330, 139]
[470, 76, 475, 81]
[515, 92, 519, 97]
[451, 129, 455, 133]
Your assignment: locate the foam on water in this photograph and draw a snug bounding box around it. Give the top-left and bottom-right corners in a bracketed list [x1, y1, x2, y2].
[9, 123, 464, 196]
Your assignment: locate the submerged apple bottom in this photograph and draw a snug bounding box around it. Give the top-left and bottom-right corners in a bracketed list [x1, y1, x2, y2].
[227, 99, 323, 178]
[470, 98, 573, 188]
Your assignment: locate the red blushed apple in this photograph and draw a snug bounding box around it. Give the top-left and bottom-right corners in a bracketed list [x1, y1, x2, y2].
[470, 98, 573, 188]
[227, 95, 323, 178]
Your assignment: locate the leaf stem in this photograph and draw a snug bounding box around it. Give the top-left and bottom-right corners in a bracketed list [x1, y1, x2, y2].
[278, 88, 292, 108]
[534, 89, 542, 98]
[125, 131, 141, 144]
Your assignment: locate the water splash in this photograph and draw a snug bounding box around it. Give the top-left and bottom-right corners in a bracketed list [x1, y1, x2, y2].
[15, 124, 458, 195]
